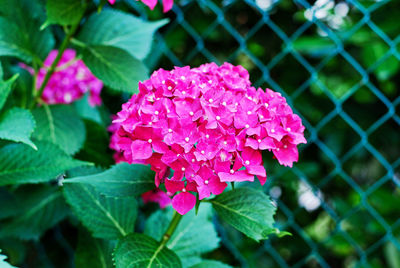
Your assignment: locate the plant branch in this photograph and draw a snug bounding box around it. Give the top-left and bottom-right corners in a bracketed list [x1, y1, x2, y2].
[159, 211, 182, 247]
[29, 8, 86, 109]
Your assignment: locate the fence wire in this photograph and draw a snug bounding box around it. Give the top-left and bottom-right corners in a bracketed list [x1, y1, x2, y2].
[135, 0, 400, 267]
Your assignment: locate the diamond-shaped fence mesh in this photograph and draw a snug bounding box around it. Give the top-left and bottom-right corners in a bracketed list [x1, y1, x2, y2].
[132, 0, 399, 267]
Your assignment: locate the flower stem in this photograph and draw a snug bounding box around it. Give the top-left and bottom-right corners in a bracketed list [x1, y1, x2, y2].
[159, 211, 182, 246]
[29, 7, 86, 109]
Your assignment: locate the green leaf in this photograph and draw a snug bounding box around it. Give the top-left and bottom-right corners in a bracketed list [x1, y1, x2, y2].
[190, 260, 232, 268]
[0, 249, 17, 268]
[78, 10, 168, 60]
[75, 120, 114, 167]
[144, 204, 220, 267]
[0, 18, 32, 62]
[73, 94, 103, 125]
[292, 36, 335, 56]
[0, 189, 19, 220]
[45, 0, 85, 26]
[75, 229, 116, 268]
[81, 45, 148, 93]
[32, 105, 85, 155]
[0, 140, 89, 186]
[114, 233, 182, 268]
[63, 183, 137, 240]
[0, 0, 54, 62]
[362, 41, 399, 80]
[0, 185, 68, 240]
[384, 241, 400, 268]
[65, 162, 155, 197]
[0, 108, 36, 149]
[211, 187, 276, 241]
[0, 74, 18, 111]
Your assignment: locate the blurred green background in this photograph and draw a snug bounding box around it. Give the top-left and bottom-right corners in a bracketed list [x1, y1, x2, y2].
[136, 0, 399, 267]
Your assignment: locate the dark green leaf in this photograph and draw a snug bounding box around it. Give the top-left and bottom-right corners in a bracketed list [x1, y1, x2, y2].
[0, 249, 17, 268]
[0, 189, 19, 220]
[0, 185, 68, 240]
[78, 10, 168, 60]
[75, 120, 114, 167]
[145, 204, 220, 267]
[46, 0, 85, 26]
[0, 140, 90, 186]
[0, 74, 18, 111]
[81, 45, 148, 93]
[32, 105, 85, 155]
[73, 94, 103, 125]
[0, 0, 54, 61]
[65, 162, 155, 197]
[75, 229, 116, 268]
[0, 107, 36, 149]
[114, 233, 182, 268]
[63, 183, 137, 240]
[211, 187, 276, 241]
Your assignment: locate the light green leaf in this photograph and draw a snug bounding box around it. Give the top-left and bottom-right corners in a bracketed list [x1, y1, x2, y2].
[0, 74, 18, 111]
[32, 105, 85, 155]
[190, 260, 232, 268]
[81, 45, 148, 93]
[0, 108, 36, 149]
[65, 162, 155, 197]
[362, 41, 399, 80]
[292, 36, 335, 56]
[45, 0, 85, 26]
[63, 183, 137, 240]
[384, 241, 400, 268]
[0, 249, 17, 268]
[0, 185, 68, 240]
[0, 140, 90, 186]
[75, 229, 116, 268]
[211, 187, 276, 241]
[145, 204, 220, 267]
[78, 10, 168, 60]
[0, 0, 54, 62]
[114, 233, 182, 268]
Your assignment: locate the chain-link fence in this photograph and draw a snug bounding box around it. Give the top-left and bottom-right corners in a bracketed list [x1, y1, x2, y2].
[134, 0, 400, 267]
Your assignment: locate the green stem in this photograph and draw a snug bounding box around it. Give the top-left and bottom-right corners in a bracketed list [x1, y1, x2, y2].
[159, 211, 182, 246]
[29, 7, 86, 109]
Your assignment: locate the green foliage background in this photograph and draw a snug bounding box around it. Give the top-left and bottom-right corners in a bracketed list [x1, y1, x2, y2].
[137, 0, 400, 267]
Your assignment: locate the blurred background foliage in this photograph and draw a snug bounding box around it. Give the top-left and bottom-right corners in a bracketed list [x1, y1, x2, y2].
[1, 0, 399, 267]
[132, 0, 399, 267]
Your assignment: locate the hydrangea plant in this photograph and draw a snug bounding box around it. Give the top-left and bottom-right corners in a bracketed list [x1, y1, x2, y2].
[0, 0, 305, 267]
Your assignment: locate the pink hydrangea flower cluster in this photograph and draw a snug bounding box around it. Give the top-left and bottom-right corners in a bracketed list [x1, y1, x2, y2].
[109, 63, 306, 215]
[34, 49, 103, 106]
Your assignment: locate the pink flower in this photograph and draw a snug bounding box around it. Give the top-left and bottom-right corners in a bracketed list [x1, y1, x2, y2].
[107, 0, 116, 4]
[142, 188, 171, 208]
[109, 62, 306, 214]
[138, 0, 173, 12]
[24, 49, 103, 106]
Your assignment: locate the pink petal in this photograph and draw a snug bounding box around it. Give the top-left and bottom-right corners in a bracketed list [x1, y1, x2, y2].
[130, 140, 153, 160]
[138, 0, 158, 10]
[162, 0, 173, 12]
[172, 192, 196, 215]
[165, 179, 185, 194]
